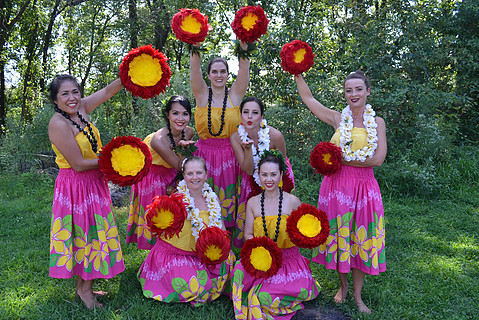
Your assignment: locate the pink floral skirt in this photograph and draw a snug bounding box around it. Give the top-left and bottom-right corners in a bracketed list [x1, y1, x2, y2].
[312, 165, 386, 275]
[49, 168, 124, 280]
[232, 246, 320, 320]
[137, 238, 235, 306]
[127, 164, 177, 250]
[194, 138, 241, 228]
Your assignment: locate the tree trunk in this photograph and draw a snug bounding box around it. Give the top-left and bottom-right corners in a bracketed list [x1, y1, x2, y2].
[129, 0, 138, 114]
[22, 21, 39, 124]
[0, 0, 33, 135]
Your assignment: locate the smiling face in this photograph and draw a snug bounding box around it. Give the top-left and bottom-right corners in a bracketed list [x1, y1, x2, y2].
[54, 80, 82, 115]
[184, 159, 207, 192]
[207, 61, 229, 89]
[167, 102, 190, 132]
[241, 101, 263, 129]
[344, 78, 370, 109]
[258, 161, 282, 191]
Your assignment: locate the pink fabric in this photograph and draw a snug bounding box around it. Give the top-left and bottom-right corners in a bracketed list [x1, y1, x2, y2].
[49, 168, 125, 280]
[127, 164, 177, 249]
[194, 138, 241, 228]
[312, 165, 386, 275]
[137, 238, 235, 306]
[232, 246, 320, 319]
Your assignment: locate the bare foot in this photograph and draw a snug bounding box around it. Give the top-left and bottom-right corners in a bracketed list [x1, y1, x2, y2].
[334, 285, 348, 303]
[77, 288, 103, 309]
[354, 294, 371, 314]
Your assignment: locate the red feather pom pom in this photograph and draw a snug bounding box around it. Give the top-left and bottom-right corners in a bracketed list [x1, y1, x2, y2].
[145, 193, 187, 239]
[171, 8, 210, 44]
[119, 45, 171, 99]
[286, 203, 330, 249]
[98, 136, 152, 187]
[310, 141, 342, 176]
[280, 40, 314, 75]
[240, 236, 283, 279]
[195, 227, 231, 265]
[231, 6, 269, 43]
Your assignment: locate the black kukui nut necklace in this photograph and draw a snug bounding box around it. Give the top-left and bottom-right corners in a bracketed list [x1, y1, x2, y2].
[260, 187, 283, 242]
[166, 122, 185, 150]
[54, 105, 98, 153]
[207, 86, 228, 137]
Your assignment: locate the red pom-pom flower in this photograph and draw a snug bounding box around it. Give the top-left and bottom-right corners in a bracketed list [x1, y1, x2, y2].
[310, 141, 342, 176]
[145, 193, 187, 239]
[119, 45, 171, 99]
[231, 6, 269, 43]
[171, 8, 210, 44]
[280, 40, 314, 75]
[286, 203, 330, 249]
[98, 136, 152, 187]
[240, 236, 283, 279]
[195, 227, 231, 265]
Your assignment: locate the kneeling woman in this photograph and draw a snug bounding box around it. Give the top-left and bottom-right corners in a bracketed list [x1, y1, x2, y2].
[231, 152, 320, 320]
[137, 156, 235, 305]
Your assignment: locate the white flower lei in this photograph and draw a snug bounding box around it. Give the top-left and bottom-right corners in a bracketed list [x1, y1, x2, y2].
[176, 179, 222, 240]
[339, 104, 378, 162]
[237, 119, 270, 186]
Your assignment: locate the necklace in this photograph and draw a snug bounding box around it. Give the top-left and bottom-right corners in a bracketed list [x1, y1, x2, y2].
[207, 86, 228, 137]
[176, 180, 222, 240]
[260, 187, 283, 242]
[237, 119, 270, 186]
[338, 104, 378, 162]
[54, 106, 98, 153]
[166, 123, 185, 150]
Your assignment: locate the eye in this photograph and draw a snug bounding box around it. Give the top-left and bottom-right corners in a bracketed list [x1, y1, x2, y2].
[183, 112, 189, 116]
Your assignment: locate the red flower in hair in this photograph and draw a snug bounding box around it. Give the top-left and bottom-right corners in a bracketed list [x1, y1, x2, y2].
[310, 141, 342, 176]
[98, 136, 152, 187]
[280, 40, 314, 75]
[286, 203, 330, 249]
[240, 236, 282, 279]
[171, 8, 210, 44]
[195, 227, 231, 265]
[145, 193, 187, 239]
[119, 45, 171, 99]
[231, 6, 269, 43]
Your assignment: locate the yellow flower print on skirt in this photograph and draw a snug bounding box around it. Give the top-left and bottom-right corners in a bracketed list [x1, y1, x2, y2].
[49, 168, 124, 280]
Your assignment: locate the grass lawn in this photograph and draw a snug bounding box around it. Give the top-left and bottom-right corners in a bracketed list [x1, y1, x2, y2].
[0, 172, 478, 319]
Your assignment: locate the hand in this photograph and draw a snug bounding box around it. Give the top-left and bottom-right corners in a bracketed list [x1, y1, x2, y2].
[178, 140, 195, 148]
[241, 140, 254, 149]
[240, 40, 248, 50]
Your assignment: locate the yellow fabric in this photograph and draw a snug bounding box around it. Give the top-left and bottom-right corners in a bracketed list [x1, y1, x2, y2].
[162, 210, 211, 251]
[330, 127, 368, 152]
[52, 123, 102, 169]
[254, 216, 294, 249]
[195, 104, 241, 139]
[143, 133, 172, 168]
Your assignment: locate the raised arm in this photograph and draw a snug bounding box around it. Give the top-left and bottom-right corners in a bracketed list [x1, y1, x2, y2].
[229, 41, 250, 106]
[190, 50, 208, 104]
[230, 132, 255, 175]
[82, 79, 123, 114]
[295, 74, 340, 128]
[343, 117, 387, 167]
[48, 117, 99, 172]
[151, 128, 194, 171]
